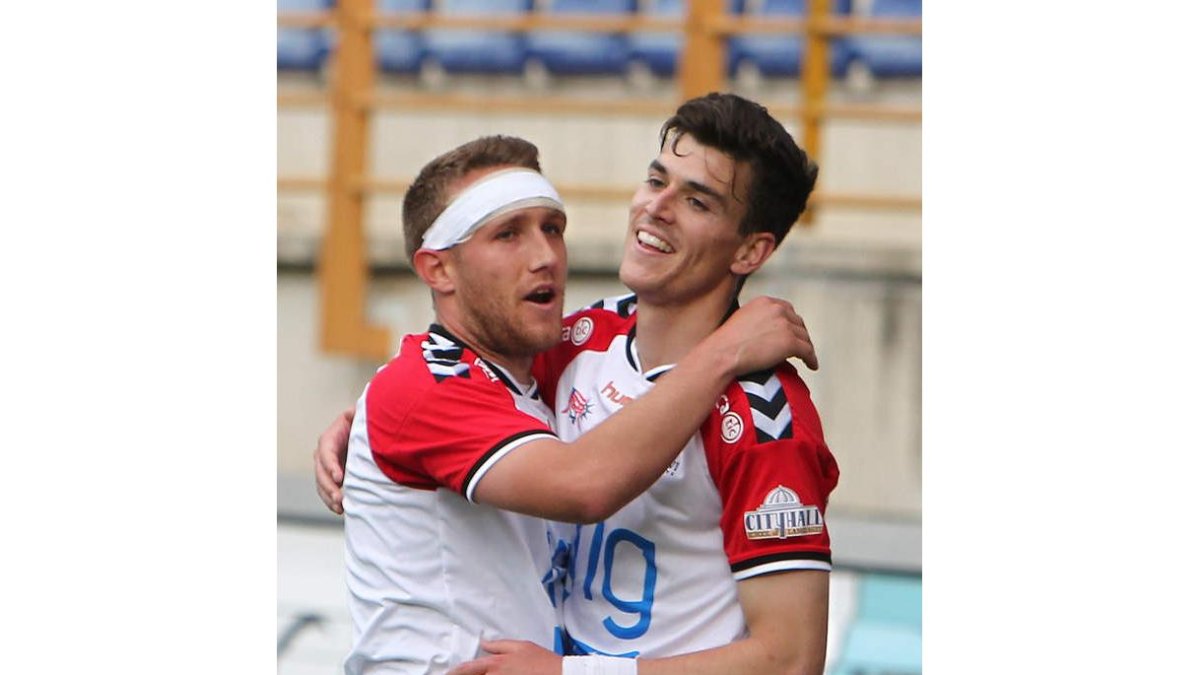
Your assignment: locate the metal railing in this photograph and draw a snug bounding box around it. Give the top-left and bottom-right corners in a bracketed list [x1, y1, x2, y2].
[278, 0, 922, 358]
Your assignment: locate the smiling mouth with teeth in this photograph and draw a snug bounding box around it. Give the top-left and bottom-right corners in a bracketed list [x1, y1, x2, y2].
[637, 230, 675, 253]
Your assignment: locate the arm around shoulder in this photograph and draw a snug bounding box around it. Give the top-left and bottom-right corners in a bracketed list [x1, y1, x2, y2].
[474, 298, 815, 523]
[473, 323, 752, 523]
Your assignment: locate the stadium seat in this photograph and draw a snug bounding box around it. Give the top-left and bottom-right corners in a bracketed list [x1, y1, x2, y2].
[828, 572, 922, 675]
[628, 0, 682, 77]
[423, 0, 533, 75]
[845, 0, 922, 78]
[727, 0, 853, 79]
[628, 0, 746, 77]
[375, 0, 429, 74]
[526, 0, 636, 76]
[278, 0, 334, 72]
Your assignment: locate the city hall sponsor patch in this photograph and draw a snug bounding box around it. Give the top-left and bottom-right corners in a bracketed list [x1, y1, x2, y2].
[743, 485, 824, 540]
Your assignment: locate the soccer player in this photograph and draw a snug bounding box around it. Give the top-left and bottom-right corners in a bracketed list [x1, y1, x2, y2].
[444, 93, 837, 675]
[335, 133, 815, 674]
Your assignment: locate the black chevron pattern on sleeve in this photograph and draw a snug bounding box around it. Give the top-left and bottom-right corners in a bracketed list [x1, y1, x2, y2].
[421, 334, 470, 383]
[738, 369, 794, 443]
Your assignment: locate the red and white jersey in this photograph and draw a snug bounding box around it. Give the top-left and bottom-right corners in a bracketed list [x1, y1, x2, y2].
[342, 325, 562, 674]
[532, 296, 840, 658]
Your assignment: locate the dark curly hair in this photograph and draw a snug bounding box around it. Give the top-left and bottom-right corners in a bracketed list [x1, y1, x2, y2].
[659, 92, 818, 248]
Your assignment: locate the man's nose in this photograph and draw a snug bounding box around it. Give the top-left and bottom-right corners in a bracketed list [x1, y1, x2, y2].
[644, 187, 675, 222]
[528, 230, 563, 272]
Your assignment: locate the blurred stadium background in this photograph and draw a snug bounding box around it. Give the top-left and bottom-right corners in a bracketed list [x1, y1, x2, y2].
[277, 1, 921, 673]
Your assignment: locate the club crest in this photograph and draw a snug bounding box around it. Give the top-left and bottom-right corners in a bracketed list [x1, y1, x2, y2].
[562, 388, 593, 426]
[570, 317, 594, 346]
[721, 410, 744, 443]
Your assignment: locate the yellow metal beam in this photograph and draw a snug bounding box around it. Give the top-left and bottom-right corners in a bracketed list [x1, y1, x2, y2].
[281, 176, 921, 212]
[279, 9, 921, 37]
[800, 0, 833, 224]
[319, 0, 391, 359]
[705, 15, 922, 37]
[369, 13, 681, 32]
[679, 0, 725, 100]
[279, 89, 922, 123]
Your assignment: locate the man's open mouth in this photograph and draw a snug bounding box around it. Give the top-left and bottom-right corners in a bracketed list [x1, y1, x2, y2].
[636, 230, 675, 254]
[525, 287, 557, 305]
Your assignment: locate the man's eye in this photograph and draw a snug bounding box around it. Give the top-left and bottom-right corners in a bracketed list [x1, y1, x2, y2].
[688, 197, 709, 212]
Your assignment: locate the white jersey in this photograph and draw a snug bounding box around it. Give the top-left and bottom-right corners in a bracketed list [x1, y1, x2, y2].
[532, 296, 840, 658]
[343, 326, 563, 674]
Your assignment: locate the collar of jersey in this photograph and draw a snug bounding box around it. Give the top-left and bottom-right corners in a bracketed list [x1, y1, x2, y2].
[624, 299, 741, 383]
[624, 324, 674, 382]
[427, 324, 541, 399]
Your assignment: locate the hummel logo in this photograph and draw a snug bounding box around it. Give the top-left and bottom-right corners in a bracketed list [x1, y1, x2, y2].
[739, 371, 793, 442]
[601, 381, 634, 406]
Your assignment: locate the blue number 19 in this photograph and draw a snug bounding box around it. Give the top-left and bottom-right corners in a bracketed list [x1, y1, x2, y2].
[581, 524, 657, 640]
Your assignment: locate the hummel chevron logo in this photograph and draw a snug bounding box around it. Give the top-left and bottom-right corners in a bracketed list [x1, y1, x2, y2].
[589, 293, 638, 318]
[739, 371, 793, 443]
[422, 334, 469, 382]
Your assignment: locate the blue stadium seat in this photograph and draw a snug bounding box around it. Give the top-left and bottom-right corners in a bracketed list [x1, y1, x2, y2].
[375, 0, 429, 74]
[628, 0, 746, 77]
[628, 0, 683, 77]
[845, 0, 921, 78]
[526, 0, 636, 76]
[423, 0, 533, 75]
[727, 0, 853, 78]
[828, 573, 922, 675]
[278, 0, 334, 72]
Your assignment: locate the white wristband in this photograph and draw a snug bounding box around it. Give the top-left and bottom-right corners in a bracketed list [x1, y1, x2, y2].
[562, 654, 638, 675]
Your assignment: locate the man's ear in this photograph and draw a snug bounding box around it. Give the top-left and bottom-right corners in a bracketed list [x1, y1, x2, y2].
[730, 232, 777, 276]
[412, 249, 455, 294]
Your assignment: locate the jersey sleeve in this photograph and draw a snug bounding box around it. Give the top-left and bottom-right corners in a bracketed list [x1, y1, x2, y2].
[703, 368, 841, 580]
[532, 295, 638, 411]
[365, 361, 555, 501]
[530, 315, 575, 410]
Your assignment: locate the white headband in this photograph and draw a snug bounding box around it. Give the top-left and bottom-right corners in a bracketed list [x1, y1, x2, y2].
[419, 168, 564, 251]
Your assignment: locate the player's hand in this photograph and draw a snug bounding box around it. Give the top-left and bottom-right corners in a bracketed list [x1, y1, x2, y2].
[314, 406, 354, 515]
[447, 640, 561, 675]
[712, 296, 818, 373]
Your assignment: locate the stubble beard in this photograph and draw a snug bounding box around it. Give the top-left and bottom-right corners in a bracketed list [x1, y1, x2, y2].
[457, 277, 560, 362]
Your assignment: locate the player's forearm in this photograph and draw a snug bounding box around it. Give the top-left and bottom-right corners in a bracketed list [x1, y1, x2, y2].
[470, 340, 732, 522]
[632, 570, 831, 675]
[635, 571, 830, 675]
[560, 336, 737, 520]
[635, 638, 824, 675]
[474, 298, 807, 522]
